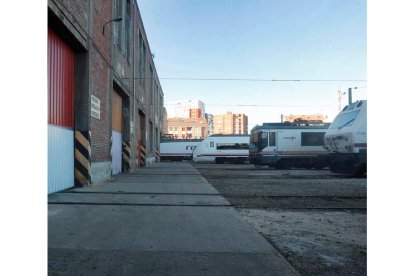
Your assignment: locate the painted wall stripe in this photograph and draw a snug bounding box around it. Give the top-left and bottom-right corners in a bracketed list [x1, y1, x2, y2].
[75, 131, 91, 156]
[74, 130, 91, 186]
[139, 144, 146, 167]
[122, 141, 131, 171]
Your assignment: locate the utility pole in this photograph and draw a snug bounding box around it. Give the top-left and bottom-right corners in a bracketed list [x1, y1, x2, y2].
[280, 114, 283, 123]
[338, 88, 344, 112]
[348, 87, 358, 105]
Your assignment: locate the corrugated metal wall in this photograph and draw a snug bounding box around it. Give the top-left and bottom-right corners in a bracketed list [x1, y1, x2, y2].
[112, 91, 122, 132]
[112, 131, 122, 174]
[48, 125, 74, 194]
[112, 91, 122, 174]
[48, 27, 75, 194]
[48, 28, 75, 128]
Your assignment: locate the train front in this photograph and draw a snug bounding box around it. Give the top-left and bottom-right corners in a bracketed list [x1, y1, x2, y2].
[324, 100, 367, 175]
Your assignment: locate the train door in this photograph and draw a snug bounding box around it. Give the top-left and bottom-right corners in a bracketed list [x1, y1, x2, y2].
[269, 131, 277, 152]
[112, 90, 122, 174]
[48, 28, 75, 194]
[259, 131, 269, 152]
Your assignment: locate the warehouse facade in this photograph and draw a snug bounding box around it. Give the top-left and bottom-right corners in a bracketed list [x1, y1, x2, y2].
[48, 0, 164, 194]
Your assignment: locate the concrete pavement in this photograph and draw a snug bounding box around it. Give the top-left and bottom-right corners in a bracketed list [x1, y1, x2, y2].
[48, 161, 298, 275]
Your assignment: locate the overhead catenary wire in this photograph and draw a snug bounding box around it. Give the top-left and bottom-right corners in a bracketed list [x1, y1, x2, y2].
[127, 77, 366, 82]
[164, 103, 333, 107]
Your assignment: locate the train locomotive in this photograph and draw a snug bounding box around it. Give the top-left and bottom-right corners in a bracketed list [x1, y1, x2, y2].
[324, 100, 367, 176]
[249, 122, 331, 169]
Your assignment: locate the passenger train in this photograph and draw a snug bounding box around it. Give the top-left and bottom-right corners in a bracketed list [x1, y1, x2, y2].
[249, 122, 331, 169]
[192, 134, 250, 163]
[324, 100, 367, 176]
[160, 138, 203, 161]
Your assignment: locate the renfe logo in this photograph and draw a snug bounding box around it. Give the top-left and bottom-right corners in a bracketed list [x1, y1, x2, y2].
[186, 145, 197, 151]
[283, 136, 296, 140]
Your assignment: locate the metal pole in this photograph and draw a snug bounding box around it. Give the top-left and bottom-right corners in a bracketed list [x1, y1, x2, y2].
[281, 114, 283, 123]
[348, 88, 352, 104]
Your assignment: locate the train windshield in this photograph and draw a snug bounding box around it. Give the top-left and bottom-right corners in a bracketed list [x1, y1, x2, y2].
[331, 110, 360, 129]
[250, 132, 259, 151]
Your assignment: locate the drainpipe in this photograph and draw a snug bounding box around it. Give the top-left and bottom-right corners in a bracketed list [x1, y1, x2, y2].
[131, 4, 136, 171]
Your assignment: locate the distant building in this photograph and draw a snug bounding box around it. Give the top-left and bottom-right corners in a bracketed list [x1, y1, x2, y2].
[162, 107, 168, 135]
[213, 112, 248, 135]
[166, 117, 209, 139]
[166, 99, 205, 119]
[282, 114, 326, 123]
[205, 113, 214, 136]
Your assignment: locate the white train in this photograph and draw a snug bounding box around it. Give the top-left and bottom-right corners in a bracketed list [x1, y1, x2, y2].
[160, 138, 203, 161]
[249, 122, 331, 169]
[324, 100, 367, 176]
[192, 134, 250, 163]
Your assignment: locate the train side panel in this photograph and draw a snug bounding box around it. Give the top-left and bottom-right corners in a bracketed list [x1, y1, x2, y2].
[193, 135, 249, 163]
[160, 139, 202, 161]
[250, 123, 330, 169]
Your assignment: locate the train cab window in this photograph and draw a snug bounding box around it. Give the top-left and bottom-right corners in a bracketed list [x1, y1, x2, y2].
[269, 132, 276, 146]
[301, 132, 325, 146]
[250, 133, 258, 143]
[210, 141, 214, 147]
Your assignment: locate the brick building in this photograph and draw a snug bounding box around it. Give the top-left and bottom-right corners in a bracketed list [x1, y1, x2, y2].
[213, 112, 248, 135]
[166, 99, 205, 119]
[48, 0, 164, 194]
[164, 99, 208, 139]
[282, 114, 326, 123]
[166, 118, 209, 139]
[205, 113, 214, 136]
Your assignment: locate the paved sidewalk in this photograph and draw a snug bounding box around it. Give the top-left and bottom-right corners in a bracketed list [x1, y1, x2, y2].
[48, 161, 298, 275]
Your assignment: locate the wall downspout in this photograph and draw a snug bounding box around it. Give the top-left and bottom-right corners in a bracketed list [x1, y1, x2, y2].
[131, 3, 136, 171]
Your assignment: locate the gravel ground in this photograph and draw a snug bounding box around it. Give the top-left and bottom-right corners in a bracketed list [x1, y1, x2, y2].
[238, 209, 366, 276]
[192, 162, 367, 275]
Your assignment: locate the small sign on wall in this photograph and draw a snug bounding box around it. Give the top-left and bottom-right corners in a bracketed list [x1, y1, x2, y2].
[91, 95, 101, 119]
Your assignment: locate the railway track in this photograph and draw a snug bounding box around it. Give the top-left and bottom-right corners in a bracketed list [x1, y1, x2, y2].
[192, 163, 367, 211]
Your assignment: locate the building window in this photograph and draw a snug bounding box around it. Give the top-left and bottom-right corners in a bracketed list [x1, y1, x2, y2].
[124, 0, 131, 59]
[114, 0, 122, 49]
[139, 32, 146, 88]
[149, 65, 153, 104]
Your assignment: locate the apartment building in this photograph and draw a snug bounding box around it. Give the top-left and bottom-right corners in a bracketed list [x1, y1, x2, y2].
[213, 112, 248, 135]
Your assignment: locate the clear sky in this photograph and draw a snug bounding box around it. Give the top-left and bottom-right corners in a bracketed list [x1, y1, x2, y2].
[137, 0, 367, 129]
